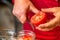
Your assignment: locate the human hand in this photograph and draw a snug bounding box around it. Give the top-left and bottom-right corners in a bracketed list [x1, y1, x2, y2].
[36, 7, 60, 31]
[13, 0, 30, 24]
[13, 0, 40, 24]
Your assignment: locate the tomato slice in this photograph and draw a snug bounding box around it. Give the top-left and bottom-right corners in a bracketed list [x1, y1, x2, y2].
[31, 12, 47, 26]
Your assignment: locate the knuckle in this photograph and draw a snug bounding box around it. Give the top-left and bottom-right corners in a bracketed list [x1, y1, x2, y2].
[12, 10, 16, 15]
[12, 10, 20, 16]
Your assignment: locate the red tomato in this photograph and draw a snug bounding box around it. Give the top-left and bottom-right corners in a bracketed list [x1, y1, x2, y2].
[31, 12, 47, 26]
[22, 35, 32, 40]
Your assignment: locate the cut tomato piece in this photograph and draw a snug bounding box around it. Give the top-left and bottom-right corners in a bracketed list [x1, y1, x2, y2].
[31, 12, 47, 26]
[22, 35, 32, 40]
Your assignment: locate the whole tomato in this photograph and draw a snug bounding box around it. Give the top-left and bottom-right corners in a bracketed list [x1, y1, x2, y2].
[31, 12, 47, 26]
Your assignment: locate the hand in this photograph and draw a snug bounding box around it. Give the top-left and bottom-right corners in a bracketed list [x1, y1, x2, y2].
[13, 0, 40, 24]
[36, 7, 60, 31]
[13, 0, 30, 24]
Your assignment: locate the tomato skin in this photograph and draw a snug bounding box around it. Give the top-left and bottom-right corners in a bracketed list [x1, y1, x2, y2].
[31, 12, 47, 26]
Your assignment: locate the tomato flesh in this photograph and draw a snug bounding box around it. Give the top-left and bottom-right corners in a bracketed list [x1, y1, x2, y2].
[22, 35, 32, 40]
[31, 12, 47, 26]
[18, 35, 32, 40]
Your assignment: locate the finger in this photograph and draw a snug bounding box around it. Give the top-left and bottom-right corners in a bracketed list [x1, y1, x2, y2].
[45, 17, 59, 28]
[36, 24, 49, 31]
[30, 2, 40, 14]
[36, 26, 53, 31]
[18, 15, 26, 24]
[13, 11, 26, 24]
[41, 7, 57, 13]
[37, 17, 59, 29]
[37, 24, 47, 28]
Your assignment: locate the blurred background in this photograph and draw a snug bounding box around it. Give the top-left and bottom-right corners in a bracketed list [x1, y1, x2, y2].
[0, 0, 22, 40]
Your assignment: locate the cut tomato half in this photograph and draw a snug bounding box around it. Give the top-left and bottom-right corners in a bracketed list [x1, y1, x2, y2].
[31, 12, 47, 26]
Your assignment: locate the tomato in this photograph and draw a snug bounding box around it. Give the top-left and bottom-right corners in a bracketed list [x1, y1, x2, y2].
[22, 35, 32, 40]
[31, 12, 47, 26]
